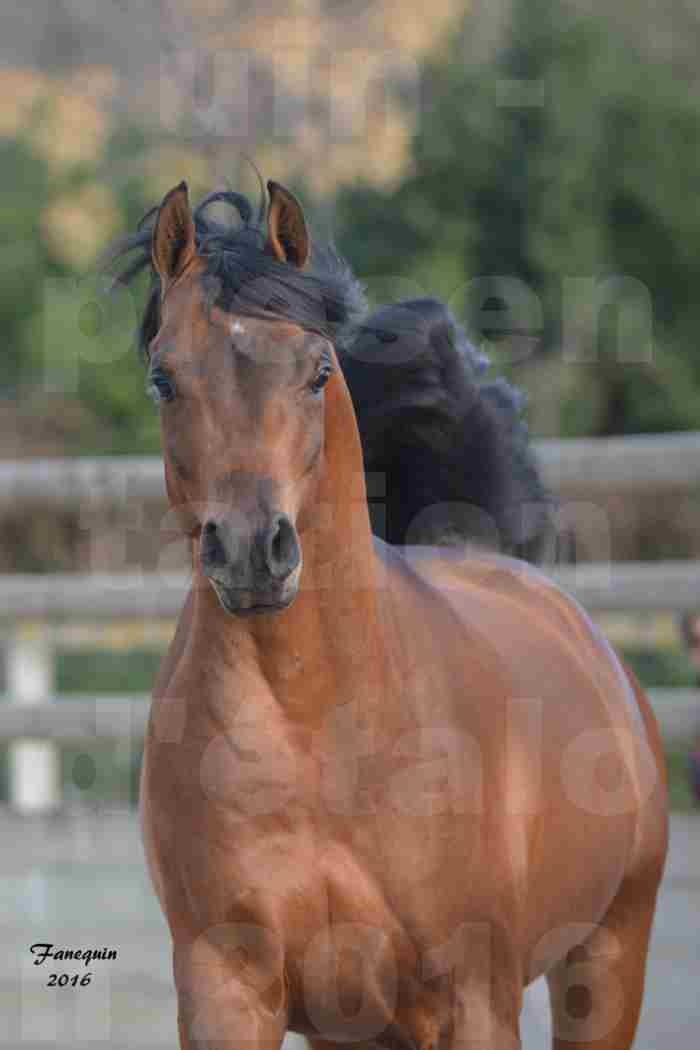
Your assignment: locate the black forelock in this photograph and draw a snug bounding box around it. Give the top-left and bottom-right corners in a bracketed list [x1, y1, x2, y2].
[106, 187, 367, 358]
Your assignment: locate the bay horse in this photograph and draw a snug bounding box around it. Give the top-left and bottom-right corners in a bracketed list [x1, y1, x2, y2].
[113, 180, 668, 1050]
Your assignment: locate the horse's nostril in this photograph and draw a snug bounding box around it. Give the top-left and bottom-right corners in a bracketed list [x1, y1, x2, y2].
[266, 515, 300, 580]
[271, 529, 284, 564]
[201, 520, 227, 569]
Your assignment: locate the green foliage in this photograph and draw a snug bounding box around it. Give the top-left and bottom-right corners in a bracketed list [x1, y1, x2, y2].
[56, 647, 164, 694]
[1, 112, 161, 454]
[1, 136, 55, 388]
[6, 0, 700, 448]
[619, 645, 697, 689]
[666, 749, 698, 812]
[335, 0, 700, 436]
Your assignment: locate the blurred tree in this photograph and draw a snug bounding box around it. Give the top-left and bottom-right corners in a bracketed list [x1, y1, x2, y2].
[1, 102, 162, 455]
[5, 1, 700, 449]
[1, 134, 53, 389]
[335, 0, 700, 436]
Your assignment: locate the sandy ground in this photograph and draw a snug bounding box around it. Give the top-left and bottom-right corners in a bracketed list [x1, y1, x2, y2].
[0, 808, 696, 1049]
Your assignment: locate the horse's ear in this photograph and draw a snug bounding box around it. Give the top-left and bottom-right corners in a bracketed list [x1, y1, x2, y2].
[265, 181, 310, 268]
[152, 181, 197, 292]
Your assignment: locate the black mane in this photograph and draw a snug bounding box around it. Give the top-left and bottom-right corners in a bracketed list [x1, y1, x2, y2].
[107, 189, 367, 357]
[109, 185, 551, 560]
[339, 299, 554, 558]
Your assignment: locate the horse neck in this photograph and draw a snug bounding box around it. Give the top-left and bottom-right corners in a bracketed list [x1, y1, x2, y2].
[188, 370, 388, 718]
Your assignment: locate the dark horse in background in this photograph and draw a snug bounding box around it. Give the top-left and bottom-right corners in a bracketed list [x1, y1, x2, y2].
[336, 299, 551, 560]
[111, 180, 667, 1050]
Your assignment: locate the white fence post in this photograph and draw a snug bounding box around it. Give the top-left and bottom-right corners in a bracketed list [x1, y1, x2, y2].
[7, 625, 60, 813]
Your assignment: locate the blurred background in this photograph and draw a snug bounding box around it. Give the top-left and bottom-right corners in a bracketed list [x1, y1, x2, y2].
[1, 0, 699, 1047]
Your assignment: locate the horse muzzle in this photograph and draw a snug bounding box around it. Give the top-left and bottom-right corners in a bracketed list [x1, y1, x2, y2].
[200, 512, 302, 616]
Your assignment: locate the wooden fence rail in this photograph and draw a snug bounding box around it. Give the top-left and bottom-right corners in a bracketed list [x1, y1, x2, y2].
[2, 561, 700, 617]
[1, 430, 700, 509]
[0, 691, 696, 747]
[2, 435, 700, 811]
[1, 561, 699, 812]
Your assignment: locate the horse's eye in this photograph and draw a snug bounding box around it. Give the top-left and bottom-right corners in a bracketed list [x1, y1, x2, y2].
[310, 364, 333, 395]
[147, 370, 176, 404]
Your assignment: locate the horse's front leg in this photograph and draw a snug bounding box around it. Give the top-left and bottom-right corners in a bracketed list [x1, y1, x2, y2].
[173, 927, 288, 1050]
[449, 980, 522, 1050]
[441, 927, 523, 1050]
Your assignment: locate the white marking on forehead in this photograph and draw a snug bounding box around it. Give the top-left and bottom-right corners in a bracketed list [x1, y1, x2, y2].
[230, 321, 246, 336]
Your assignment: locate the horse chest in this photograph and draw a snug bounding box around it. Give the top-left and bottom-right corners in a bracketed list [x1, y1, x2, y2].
[283, 841, 453, 1047]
